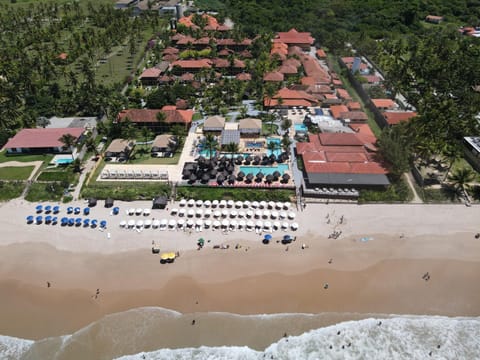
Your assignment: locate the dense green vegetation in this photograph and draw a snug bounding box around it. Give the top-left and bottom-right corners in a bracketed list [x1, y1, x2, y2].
[0, 181, 25, 201]
[82, 182, 170, 201]
[176, 187, 294, 202]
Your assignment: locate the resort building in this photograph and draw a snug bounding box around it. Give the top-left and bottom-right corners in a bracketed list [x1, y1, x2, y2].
[4, 127, 84, 154]
[274, 28, 314, 50]
[116, 106, 193, 132]
[104, 139, 135, 160]
[239, 118, 262, 137]
[203, 116, 226, 134]
[383, 111, 417, 126]
[151, 134, 176, 156]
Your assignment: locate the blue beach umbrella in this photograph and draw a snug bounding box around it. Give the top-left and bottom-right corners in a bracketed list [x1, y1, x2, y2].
[36, 205, 43, 213]
[83, 218, 90, 227]
[68, 218, 75, 226]
[51, 217, 58, 225]
[44, 205, 52, 213]
[45, 215, 52, 223]
[61, 217, 68, 225]
[262, 233, 272, 244]
[113, 207, 119, 215]
[74, 207, 81, 214]
[100, 220, 107, 228]
[67, 207, 73, 214]
[83, 207, 90, 215]
[91, 219, 98, 228]
[36, 215, 43, 224]
[26, 215, 34, 224]
[75, 218, 82, 226]
[53, 206, 60, 214]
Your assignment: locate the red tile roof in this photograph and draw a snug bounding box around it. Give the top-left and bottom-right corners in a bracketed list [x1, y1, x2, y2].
[316, 49, 327, 58]
[279, 64, 298, 74]
[336, 88, 351, 100]
[325, 151, 368, 162]
[179, 14, 221, 29]
[4, 128, 84, 149]
[383, 111, 417, 125]
[301, 54, 331, 83]
[349, 124, 377, 145]
[275, 28, 314, 46]
[236, 72, 251, 81]
[58, 53, 68, 60]
[362, 75, 381, 83]
[267, 99, 313, 107]
[139, 68, 162, 79]
[263, 71, 284, 82]
[180, 72, 195, 81]
[283, 58, 301, 68]
[117, 107, 193, 125]
[319, 133, 365, 146]
[172, 59, 212, 69]
[329, 105, 349, 119]
[372, 99, 396, 109]
[340, 111, 368, 121]
[163, 47, 179, 55]
[347, 102, 362, 111]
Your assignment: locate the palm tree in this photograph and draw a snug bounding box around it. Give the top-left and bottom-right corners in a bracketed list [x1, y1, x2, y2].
[267, 140, 280, 156]
[202, 133, 218, 159]
[281, 118, 292, 132]
[58, 133, 77, 160]
[85, 136, 98, 156]
[448, 167, 475, 201]
[225, 142, 239, 162]
[281, 136, 292, 152]
[156, 111, 167, 133]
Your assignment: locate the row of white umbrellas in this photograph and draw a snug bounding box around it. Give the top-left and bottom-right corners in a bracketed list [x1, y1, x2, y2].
[170, 208, 296, 220]
[119, 218, 299, 231]
[126, 208, 151, 216]
[178, 199, 291, 210]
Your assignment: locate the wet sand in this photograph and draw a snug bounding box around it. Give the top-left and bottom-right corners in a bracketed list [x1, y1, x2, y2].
[1, 199, 480, 343]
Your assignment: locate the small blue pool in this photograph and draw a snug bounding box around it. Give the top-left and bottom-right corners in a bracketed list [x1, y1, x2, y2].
[56, 158, 73, 165]
[245, 141, 264, 148]
[199, 148, 216, 158]
[294, 124, 308, 132]
[266, 138, 282, 157]
[239, 164, 289, 176]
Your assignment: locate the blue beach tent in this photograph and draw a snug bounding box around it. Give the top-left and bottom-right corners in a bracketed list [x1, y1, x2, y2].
[26, 215, 34, 224]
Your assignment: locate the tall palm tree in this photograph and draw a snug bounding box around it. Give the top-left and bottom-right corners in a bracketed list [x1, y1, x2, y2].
[85, 136, 99, 156]
[267, 140, 280, 157]
[58, 133, 77, 160]
[156, 111, 167, 133]
[448, 167, 475, 200]
[225, 142, 239, 162]
[202, 133, 218, 159]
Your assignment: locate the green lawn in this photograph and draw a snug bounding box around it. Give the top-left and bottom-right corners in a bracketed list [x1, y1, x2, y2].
[25, 182, 65, 202]
[37, 170, 76, 183]
[0, 166, 34, 180]
[127, 145, 181, 164]
[192, 112, 203, 121]
[262, 123, 278, 136]
[0, 150, 52, 164]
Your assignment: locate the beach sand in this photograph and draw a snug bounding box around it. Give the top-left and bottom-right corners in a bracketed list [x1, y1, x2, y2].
[1, 199, 480, 349]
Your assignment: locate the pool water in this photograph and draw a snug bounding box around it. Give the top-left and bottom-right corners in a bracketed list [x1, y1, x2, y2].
[245, 141, 264, 148]
[266, 138, 282, 157]
[56, 158, 74, 165]
[295, 123, 308, 132]
[199, 148, 216, 158]
[239, 164, 289, 176]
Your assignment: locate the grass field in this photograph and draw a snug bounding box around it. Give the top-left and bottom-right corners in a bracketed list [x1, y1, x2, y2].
[0, 166, 34, 180]
[0, 181, 25, 201]
[0, 151, 52, 164]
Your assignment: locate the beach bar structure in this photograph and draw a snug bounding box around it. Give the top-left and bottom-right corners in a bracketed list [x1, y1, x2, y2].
[152, 196, 168, 209]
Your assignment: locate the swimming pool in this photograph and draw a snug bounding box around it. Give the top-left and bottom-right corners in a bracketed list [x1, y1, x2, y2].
[56, 158, 74, 165]
[239, 164, 289, 176]
[266, 138, 282, 157]
[294, 123, 308, 132]
[245, 141, 264, 148]
[198, 148, 216, 158]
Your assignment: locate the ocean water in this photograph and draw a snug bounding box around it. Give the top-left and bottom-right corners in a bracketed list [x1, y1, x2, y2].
[1, 308, 480, 360]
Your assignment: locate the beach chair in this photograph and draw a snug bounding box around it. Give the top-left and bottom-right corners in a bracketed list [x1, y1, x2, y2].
[101, 170, 110, 179]
[134, 171, 143, 179]
[151, 171, 159, 179]
[126, 170, 134, 179]
[143, 171, 152, 179]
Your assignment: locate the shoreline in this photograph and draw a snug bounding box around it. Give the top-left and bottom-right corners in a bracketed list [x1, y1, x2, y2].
[1, 199, 480, 341]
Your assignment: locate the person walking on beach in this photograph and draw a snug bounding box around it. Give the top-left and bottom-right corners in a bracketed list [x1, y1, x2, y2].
[47, 281, 51, 288]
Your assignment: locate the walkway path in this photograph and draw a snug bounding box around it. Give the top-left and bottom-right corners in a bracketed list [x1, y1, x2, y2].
[405, 172, 423, 203]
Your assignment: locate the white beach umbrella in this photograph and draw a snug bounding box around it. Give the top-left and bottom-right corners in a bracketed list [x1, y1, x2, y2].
[204, 200, 212, 208]
[152, 219, 160, 228]
[230, 219, 238, 228]
[221, 219, 229, 228]
[288, 212, 296, 220]
[196, 219, 203, 226]
[178, 208, 186, 217]
[128, 208, 135, 215]
[171, 208, 178, 215]
[127, 219, 136, 228]
[179, 199, 187, 207]
[213, 220, 221, 228]
[160, 219, 168, 226]
[213, 210, 221, 218]
[143, 208, 151, 216]
[135, 208, 143, 215]
[246, 220, 254, 229]
[204, 209, 212, 218]
[259, 201, 267, 209]
[227, 200, 235, 208]
[196, 199, 203, 207]
[187, 199, 195, 207]
[168, 219, 177, 228]
[212, 200, 219, 208]
[275, 202, 284, 210]
[196, 209, 203, 217]
[230, 210, 238, 218]
[273, 221, 281, 230]
[281, 222, 289, 229]
[144, 219, 152, 228]
[264, 221, 272, 230]
[238, 210, 246, 219]
[204, 220, 212, 228]
[243, 200, 251, 208]
[235, 201, 243, 208]
[251, 201, 259, 209]
[187, 209, 195, 217]
[246, 210, 254, 218]
[255, 210, 263, 218]
[186, 219, 194, 227]
[283, 202, 291, 210]
[263, 210, 271, 219]
[279, 211, 287, 219]
[219, 199, 227, 208]
[255, 220, 263, 228]
[119, 220, 127, 228]
[238, 220, 246, 229]
[136, 220, 144, 228]
[268, 201, 276, 209]
[177, 219, 185, 227]
[271, 211, 279, 219]
[221, 209, 229, 218]
[291, 222, 299, 231]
